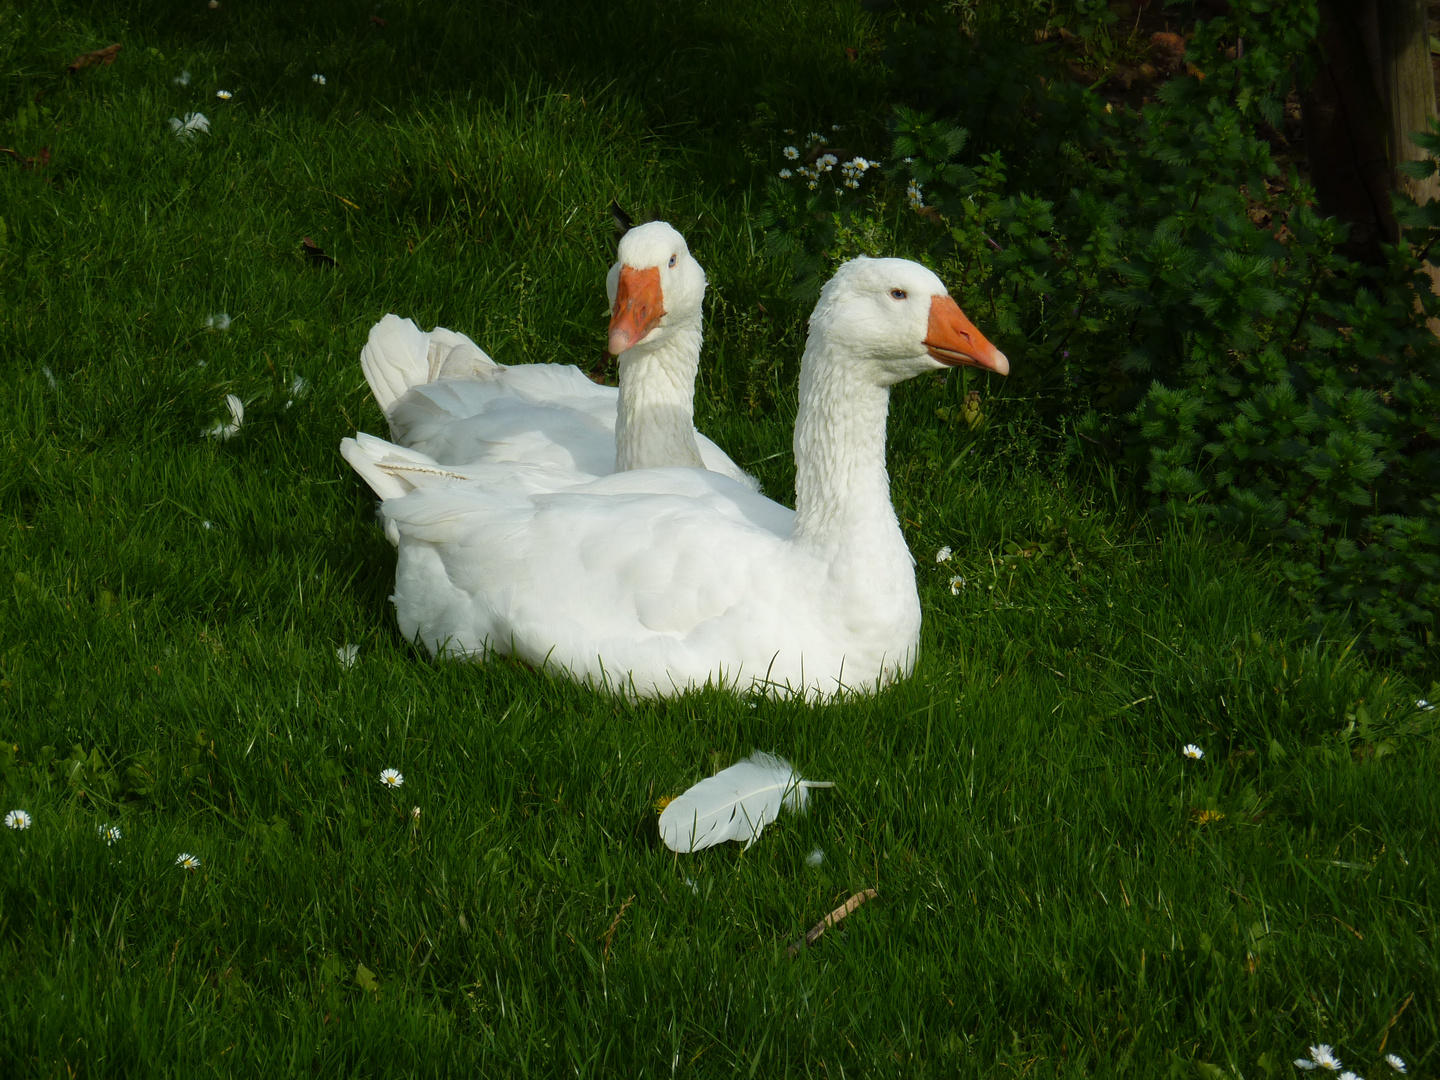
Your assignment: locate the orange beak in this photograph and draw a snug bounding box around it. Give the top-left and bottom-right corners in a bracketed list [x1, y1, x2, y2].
[608, 265, 666, 355]
[923, 295, 1008, 375]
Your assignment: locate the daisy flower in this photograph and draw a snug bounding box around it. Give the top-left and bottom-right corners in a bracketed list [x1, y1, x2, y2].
[782, 145, 799, 160]
[98, 824, 122, 845]
[5, 809, 31, 830]
[817, 153, 838, 171]
[169, 112, 210, 139]
[311, 74, 326, 85]
[1182, 744, 1204, 760]
[1385, 1054, 1406, 1074]
[203, 393, 244, 440]
[175, 852, 201, 871]
[380, 768, 404, 789]
[949, 575, 966, 595]
[1338, 1073, 1361, 1080]
[778, 168, 792, 179]
[1308, 1045, 1342, 1071]
[336, 644, 359, 669]
[215, 90, 232, 101]
[935, 546, 953, 563]
[807, 131, 823, 143]
[906, 180, 924, 208]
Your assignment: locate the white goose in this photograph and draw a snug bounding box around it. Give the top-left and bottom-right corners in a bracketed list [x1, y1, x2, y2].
[358, 221, 754, 486]
[341, 256, 1008, 700]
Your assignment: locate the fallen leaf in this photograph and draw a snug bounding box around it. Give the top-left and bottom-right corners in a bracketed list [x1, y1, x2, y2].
[354, 962, 379, 995]
[300, 236, 336, 267]
[1, 146, 50, 169]
[369, 14, 388, 26]
[66, 43, 121, 74]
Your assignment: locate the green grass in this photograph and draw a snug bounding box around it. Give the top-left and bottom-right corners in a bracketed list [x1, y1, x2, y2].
[2, 1, 1438, 1076]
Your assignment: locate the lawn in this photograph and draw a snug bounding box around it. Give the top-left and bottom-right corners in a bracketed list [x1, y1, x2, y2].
[2, 1, 1437, 1076]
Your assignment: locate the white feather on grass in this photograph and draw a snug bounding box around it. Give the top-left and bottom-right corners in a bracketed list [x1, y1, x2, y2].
[658, 751, 833, 853]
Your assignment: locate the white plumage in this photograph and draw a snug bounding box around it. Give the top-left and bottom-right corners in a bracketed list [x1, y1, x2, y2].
[356, 221, 755, 488]
[340, 256, 1008, 700]
[658, 752, 834, 852]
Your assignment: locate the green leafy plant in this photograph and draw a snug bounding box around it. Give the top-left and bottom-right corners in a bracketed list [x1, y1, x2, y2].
[762, 0, 1439, 661]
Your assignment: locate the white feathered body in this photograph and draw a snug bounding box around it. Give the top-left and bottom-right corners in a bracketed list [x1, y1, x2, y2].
[361, 314, 750, 485]
[347, 440, 919, 699]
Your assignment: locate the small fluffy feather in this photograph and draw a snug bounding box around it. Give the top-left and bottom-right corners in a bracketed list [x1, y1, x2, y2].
[658, 752, 833, 852]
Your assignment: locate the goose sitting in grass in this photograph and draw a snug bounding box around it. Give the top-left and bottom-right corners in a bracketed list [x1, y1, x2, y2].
[357, 220, 754, 487]
[341, 256, 1007, 701]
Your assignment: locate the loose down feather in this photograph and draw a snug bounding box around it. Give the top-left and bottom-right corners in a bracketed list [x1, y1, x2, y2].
[658, 752, 834, 853]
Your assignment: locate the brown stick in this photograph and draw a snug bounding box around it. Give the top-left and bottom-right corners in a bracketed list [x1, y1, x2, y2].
[787, 888, 878, 957]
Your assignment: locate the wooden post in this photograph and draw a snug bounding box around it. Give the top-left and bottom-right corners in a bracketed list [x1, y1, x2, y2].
[1378, 0, 1439, 202]
[1302, 0, 1397, 261]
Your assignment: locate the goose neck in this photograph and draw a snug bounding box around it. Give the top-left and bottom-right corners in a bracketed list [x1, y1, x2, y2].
[614, 323, 705, 472]
[791, 337, 900, 553]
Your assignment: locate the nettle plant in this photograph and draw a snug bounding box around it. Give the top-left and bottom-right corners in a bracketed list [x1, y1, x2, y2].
[761, 4, 1439, 661]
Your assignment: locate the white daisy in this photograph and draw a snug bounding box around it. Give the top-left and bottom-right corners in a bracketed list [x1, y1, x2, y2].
[807, 131, 823, 143]
[169, 112, 210, 139]
[782, 145, 799, 160]
[175, 852, 201, 870]
[336, 644, 359, 669]
[173, 69, 191, 86]
[215, 90, 232, 101]
[204, 393, 244, 440]
[818, 153, 837, 170]
[311, 74, 326, 85]
[1338, 1073, 1361, 1080]
[1182, 744, 1204, 760]
[778, 168, 792, 179]
[5, 809, 31, 830]
[1385, 1053, 1406, 1073]
[949, 575, 966, 595]
[98, 824, 122, 845]
[935, 546, 953, 563]
[1308, 1045, 1341, 1071]
[805, 848, 824, 867]
[380, 768, 404, 789]
[907, 180, 924, 208]
[203, 312, 231, 331]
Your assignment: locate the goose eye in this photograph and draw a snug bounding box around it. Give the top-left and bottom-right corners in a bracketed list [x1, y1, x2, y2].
[890, 288, 907, 300]
[668, 254, 677, 268]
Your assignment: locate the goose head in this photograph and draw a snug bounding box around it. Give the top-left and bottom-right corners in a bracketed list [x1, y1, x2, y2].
[809, 256, 1008, 385]
[606, 221, 707, 357]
